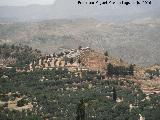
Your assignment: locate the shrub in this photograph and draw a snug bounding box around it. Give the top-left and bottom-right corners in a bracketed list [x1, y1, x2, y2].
[17, 98, 28, 107]
[0, 94, 9, 102]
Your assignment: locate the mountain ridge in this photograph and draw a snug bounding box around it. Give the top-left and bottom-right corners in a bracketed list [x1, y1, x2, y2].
[0, 0, 160, 21]
[0, 18, 160, 66]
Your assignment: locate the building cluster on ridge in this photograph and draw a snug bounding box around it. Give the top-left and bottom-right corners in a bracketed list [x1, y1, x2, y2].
[28, 47, 92, 72]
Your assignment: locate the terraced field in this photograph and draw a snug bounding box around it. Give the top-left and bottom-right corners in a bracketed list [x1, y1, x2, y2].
[0, 68, 160, 120]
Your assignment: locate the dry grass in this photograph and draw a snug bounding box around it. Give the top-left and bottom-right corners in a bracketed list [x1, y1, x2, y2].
[140, 79, 160, 89]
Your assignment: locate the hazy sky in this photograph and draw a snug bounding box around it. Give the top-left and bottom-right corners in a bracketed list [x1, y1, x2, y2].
[0, 0, 56, 6]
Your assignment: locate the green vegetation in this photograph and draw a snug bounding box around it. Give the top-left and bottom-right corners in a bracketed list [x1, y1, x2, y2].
[112, 87, 117, 102]
[145, 69, 160, 79]
[17, 98, 29, 107]
[0, 109, 41, 120]
[76, 99, 85, 120]
[107, 63, 134, 77]
[0, 44, 41, 67]
[70, 58, 74, 64]
[104, 50, 109, 56]
[0, 44, 159, 120]
[0, 67, 160, 120]
[0, 94, 9, 102]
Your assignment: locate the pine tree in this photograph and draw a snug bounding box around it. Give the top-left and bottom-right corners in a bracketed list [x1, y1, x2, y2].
[112, 87, 117, 102]
[104, 50, 109, 56]
[70, 58, 74, 64]
[78, 46, 82, 50]
[129, 64, 134, 76]
[105, 57, 108, 62]
[107, 63, 113, 77]
[78, 59, 81, 64]
[76, 99, 85, 120]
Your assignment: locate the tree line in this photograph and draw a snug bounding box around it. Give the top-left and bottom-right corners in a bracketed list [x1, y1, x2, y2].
[107, 63, 134, 77]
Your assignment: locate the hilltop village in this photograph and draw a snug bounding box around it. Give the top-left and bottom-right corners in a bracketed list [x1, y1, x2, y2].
[28, 47, 95, 72]
[1, 44, 160, 95]
[1, 45, 160, 80]
[13, 47, 109, 74]
[15, 47, 160, 81]
[1, 44, 160, 120]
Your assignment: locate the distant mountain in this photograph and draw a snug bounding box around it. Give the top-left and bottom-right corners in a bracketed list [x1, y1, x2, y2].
[53, 0, 160, 20]
[0, 0, 160, 21]
[0, 18, 160, 66]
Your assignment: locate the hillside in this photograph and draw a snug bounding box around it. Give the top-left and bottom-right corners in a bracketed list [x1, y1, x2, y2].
[0, 18, 160, 66]
[0, 44, 160, 119]
[1, 44, 160, 95]
[1, 68, 160, 120]
[0, 44, 41, 67]
[79, 49, 127, 71]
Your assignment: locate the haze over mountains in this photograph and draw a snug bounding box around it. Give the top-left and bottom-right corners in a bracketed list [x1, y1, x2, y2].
[0, 18, 160, 66]
[0, 0, 160, 66]
[0, 0, 160, 21]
